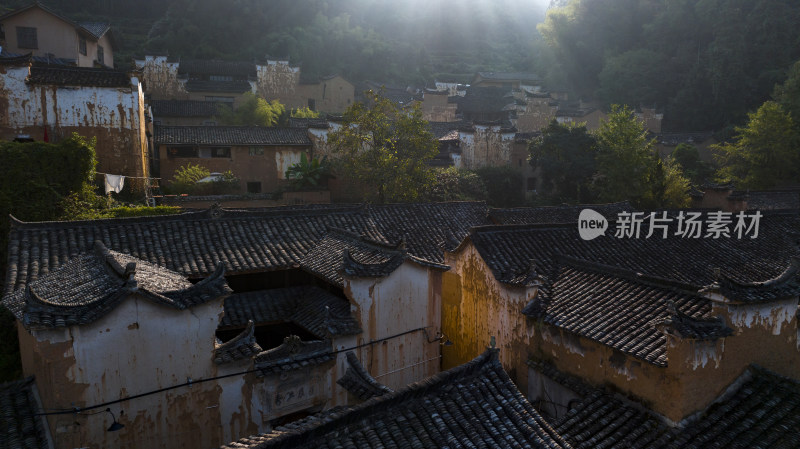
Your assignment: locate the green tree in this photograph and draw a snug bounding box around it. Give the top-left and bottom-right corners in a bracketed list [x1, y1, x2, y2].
[216, 93, 287, 127]
[423, 167, 488, 202]
[285, 153, 333, 190]
[641, 156, 691, 209]
[712, 101, 800, 188]
[529, 119, 597, 203]
[671, 143, 713, 184]
[593, 105, 655, 205]
[593, 105, 689, 208]
[328, 90, 438, 203]
[291, 107, 321, 119]
[474, 166, 525, 208]
[774, 59, 800, 132]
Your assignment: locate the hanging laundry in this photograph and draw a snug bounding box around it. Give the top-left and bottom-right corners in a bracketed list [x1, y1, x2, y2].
[104, 174, 125, 194]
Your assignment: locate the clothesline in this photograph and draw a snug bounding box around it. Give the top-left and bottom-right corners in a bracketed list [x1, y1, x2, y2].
[95, 172, 161, 180]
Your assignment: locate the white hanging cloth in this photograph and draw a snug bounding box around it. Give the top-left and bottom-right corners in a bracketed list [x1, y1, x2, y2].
[104, 174, 125, 194]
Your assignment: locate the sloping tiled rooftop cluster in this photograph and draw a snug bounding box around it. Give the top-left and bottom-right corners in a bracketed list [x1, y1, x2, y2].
[470, 213, 800, 288]
[3, 241, 230, 329]
[490, 201, 632, 225]
[5, 202, 489, 295]
[0, 377, 50, 449]
[222, 350, 570, 449]
[300, 230, 408, 288]
[220, 286, 361, 337]
[549, 364, 800, 448]
[525, 256, 713, 366]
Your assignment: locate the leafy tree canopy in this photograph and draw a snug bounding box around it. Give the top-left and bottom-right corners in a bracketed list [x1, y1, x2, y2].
[529, 119, 597, 204]
[328, 90, 438, 203]
[285, 153, 333, 190]
[593, 105, 689, 208]
[216, 93, 287, 127]
[712, 101, 800, 189]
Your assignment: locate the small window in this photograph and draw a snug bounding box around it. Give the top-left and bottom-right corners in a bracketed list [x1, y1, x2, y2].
[249, 147, 264, 156]
[307, 98, 315, 111]
[209, 75, 233, 81]
[79, 36, 87, 55]
[168, 146, 198, 158]
[202, 120, 217, 126]
[16, 26, 37, 49]
[247, 182, 261, 194]
[97, 45, 104, 65]
[518, 159, 523, 167]
[211, 147, 231, 158]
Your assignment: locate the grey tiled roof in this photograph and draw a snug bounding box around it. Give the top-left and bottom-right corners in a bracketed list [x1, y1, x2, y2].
[554, 389, 671, 448]
[700, 259, 800, 303]
[525, 256, 713, 366]
[154, 126, 311, 146]
[456, 87, 515, 114]
[490, 202, 633, 225]
[0, 377, 51, 449]
[0, 51, 74, 66]
[76, 21, 110, 39]
[3, 241, 231, 329]
[150, 100, 219, 118]
[300, 229, 407, 288]
[221, 349, 570, 449]
[469, 213, 800, 288]
[4, 203, 489, 297]
[178, 59, 256, 77]
[552, 365, 800, 448]
[336, 352, 392, 401]
[27, 66, 130, 87]
[185, 79, 252, 93]
[214, 320, 263, 364]
[253, 336, 334, 376]
[220, 286, 361, 337]
[428, 120, 467, 139]
[746, 190, 800, 211]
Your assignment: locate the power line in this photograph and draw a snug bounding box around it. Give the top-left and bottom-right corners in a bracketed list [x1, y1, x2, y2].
[34, 326, 432, 416]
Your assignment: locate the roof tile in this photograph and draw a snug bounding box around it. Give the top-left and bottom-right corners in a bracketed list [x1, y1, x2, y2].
[154, 125, 311, 146]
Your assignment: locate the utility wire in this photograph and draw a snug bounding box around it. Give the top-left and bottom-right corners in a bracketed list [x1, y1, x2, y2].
[34, 326, 431, 416]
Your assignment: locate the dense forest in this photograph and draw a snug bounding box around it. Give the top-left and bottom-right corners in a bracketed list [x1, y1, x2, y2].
[2, 0, 800, 132]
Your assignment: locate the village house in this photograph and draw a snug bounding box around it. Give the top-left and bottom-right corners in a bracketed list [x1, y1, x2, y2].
[0, 2, 114, 68]
[471, 71, 542, 93]
[0, 53, 149, 190]
[2, 202, 485, 449]
[135, 56, 355, 118]
[154, 125, 311, 194]
[441, 209, 800, 424]
[2, 201, 800, 447]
